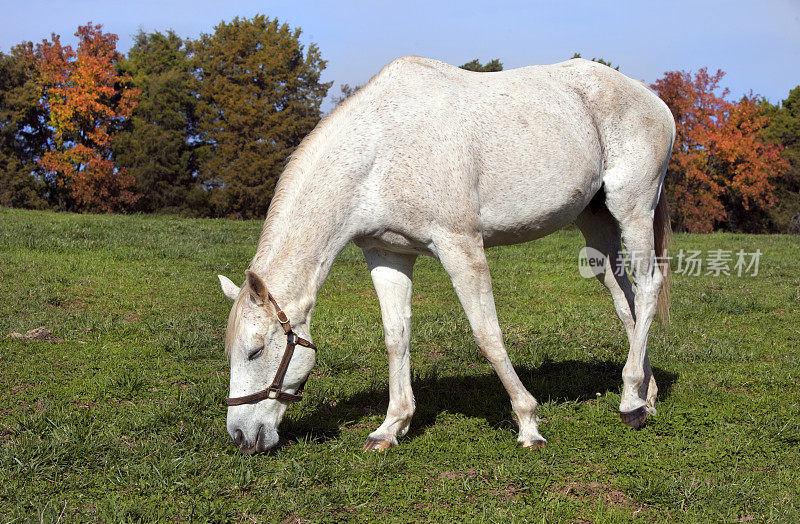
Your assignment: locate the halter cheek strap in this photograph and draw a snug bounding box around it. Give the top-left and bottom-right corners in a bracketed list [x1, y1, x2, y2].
[226, 292, 317, 406]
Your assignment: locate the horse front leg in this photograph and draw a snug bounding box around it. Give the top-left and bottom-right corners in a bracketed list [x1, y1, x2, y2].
[362, 248, 417, 451]
[434, 233, 546, 449]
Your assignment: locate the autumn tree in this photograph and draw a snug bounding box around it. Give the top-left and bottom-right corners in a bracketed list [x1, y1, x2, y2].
[35, 23, 140, 212]
[191, 15, 331, 218]
[460, 58, 503, 72]
[761, 86, 800, 233]
[0, 42, 50, 209]
[651, 68, 788, 233]
[113, 30, 199, 214]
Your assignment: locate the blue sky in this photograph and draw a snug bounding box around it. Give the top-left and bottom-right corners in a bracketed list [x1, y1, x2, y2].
[2, 0, 798, 111]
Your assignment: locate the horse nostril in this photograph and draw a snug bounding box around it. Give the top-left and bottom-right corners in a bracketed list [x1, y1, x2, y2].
[233, 429, 245, 446]
[255, 424, 265, 449]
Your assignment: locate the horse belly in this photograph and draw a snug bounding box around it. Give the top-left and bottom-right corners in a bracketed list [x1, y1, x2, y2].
[476, 116, 603, 247]
[479, 178, 598, 247]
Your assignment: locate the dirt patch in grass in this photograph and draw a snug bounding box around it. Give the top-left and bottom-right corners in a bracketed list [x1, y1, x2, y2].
[0, 426, 15, 446]
[424, 348, 444, 359]
[6, 327, 64, 343]
[556, 481, 644, 511]
[440, 468, 479, 480]
[489, 485, 520, 501]
[123, 312, 141, 323]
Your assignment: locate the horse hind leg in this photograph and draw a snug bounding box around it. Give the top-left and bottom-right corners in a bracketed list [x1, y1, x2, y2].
[602, 173, 668, 428]
[575, 207, 658, 421]
[575, 207, 636, 338]
[362, 248, 417, 451]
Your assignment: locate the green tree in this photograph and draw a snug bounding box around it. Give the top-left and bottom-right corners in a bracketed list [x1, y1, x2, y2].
[191, 15, 331, 218]
[761, 86, 800, 233]
[571, 52, 619, 70]
[332, 83, 362, 107]
[460, 58, 503, 72]
[0, 42, 50, 209]
[113, 30, 199, 214]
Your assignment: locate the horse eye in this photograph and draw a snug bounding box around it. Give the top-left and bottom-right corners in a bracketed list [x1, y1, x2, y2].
[247, 346, 264, 361]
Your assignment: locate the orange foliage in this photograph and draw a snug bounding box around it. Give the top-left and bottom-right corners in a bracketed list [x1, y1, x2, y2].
[35, 23, 140, 212]
[651, 68, 788, 232]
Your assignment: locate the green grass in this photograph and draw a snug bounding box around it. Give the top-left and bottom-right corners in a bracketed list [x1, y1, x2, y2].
[0, 206, 798, 522]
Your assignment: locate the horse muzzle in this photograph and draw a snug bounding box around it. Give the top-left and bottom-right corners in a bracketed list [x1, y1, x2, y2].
[229, 422, 279, 454]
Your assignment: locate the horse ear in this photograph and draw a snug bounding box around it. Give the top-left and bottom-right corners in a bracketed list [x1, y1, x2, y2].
[218, 274, 240, 301]
[245, 270, 269, 304]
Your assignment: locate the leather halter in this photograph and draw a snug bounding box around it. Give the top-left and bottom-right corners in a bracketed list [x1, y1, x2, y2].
[226, 292, 317, 406]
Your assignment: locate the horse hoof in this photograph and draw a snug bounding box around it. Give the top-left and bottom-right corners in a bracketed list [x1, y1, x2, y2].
[520, 438, 547, 450]
[363, 437, 393, 452]
[620, 406, 648, 429]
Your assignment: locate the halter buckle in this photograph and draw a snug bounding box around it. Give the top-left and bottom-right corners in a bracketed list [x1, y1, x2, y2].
[276, 311, 290, 325]
[266, 386, 281, 400]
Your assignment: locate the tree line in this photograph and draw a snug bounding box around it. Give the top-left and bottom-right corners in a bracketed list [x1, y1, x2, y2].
[0, 16, 329, 219]
[0, 19, 798, 231]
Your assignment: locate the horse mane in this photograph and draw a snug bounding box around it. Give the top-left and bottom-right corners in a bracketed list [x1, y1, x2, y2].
[252, 81, 371, 270]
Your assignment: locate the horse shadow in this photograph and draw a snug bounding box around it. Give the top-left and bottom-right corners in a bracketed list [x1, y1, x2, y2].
[280, 359, 678, 445]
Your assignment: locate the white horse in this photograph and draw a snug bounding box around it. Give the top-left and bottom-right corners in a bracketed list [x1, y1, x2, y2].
[218, 56, 674, 454]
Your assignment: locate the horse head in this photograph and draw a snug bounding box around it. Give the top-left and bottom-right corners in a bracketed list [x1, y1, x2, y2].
[218, 271, 316, 453]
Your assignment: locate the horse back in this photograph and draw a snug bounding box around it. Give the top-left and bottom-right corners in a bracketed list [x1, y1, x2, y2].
[350, 57, 671, 248]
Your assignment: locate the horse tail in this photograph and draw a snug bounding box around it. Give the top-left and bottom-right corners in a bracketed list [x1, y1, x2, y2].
[653, 183, 671, 326]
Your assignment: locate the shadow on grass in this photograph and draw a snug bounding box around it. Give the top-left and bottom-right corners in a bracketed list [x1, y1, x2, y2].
[281, 359, 678, 445]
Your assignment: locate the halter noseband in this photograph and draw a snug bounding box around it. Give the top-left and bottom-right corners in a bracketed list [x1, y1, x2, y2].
[226, 292, 317, 406]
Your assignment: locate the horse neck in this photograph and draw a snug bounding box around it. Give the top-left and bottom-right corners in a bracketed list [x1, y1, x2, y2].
[249, 129, 363, 324]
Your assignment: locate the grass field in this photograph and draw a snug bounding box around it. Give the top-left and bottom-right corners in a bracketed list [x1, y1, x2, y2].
[1, 206, 799, 522]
